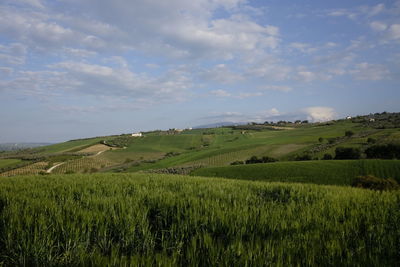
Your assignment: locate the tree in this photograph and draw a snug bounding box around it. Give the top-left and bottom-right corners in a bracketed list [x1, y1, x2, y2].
[334, 147, 361, 159]
[322, 154, 333, 160]
[345, 130, 354, 137]
[318, 137, 324, 143]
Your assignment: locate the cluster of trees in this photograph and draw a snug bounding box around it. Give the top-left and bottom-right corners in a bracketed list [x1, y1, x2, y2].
[231, 156, 278, 165]
[365, 144, 400, 159]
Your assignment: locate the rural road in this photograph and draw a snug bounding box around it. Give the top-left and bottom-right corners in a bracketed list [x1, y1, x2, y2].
[46, 162, 65, 173]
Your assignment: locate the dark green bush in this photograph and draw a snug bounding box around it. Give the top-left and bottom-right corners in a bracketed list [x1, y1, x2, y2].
[322, 154, 333, 160]
[352, 175, 399, 191]
[335, 147, 361, 160]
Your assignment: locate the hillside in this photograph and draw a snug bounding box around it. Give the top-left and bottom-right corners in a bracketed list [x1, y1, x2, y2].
[1, 112, 400, 179]
[191, 160, 400, 185]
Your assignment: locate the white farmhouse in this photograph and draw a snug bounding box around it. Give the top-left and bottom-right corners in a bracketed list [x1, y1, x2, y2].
[131, 132, 142, 137]
[346, 116, 352, 120]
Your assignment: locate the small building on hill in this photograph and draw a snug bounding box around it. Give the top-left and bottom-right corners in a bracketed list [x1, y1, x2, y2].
[131, 132, 142, 137]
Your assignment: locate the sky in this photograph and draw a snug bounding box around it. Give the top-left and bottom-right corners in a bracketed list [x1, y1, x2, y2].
[0, 0, 399, 143]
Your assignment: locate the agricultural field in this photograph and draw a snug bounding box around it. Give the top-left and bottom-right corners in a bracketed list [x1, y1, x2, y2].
[0, 159, 22, 169]
[191, 160, 400, 186]
[0, 173, 399, 266]
[0, 114, 400, 177]
[0, 162, 48, 177]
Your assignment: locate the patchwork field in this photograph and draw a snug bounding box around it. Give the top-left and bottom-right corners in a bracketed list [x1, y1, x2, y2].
[0, 173, 399, 266]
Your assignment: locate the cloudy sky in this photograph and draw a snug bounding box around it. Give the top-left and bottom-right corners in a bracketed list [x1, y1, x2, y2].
[1, 0, 399, 142]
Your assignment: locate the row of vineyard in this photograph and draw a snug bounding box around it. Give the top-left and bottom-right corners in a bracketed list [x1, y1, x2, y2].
[52, 155, 116, 174]
[0, 162, 48, 177]
[181, 145, 273, 167]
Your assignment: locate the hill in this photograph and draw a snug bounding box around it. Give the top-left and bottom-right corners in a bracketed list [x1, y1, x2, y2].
[0, 112, 399, 178]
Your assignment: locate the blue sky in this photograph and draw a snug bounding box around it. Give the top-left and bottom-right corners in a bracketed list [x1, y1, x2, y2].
[0, 0, 399, 142]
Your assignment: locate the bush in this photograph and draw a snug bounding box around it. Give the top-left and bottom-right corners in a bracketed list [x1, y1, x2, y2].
[322, 154, 333, 160]
[334, 147, 361, 160]
[294, 154, 312, 161]
[352, 175, 399, 191]
[367, 138, 376, 144]
[345, 130, 354, 137]
[365, 144, 400, 159]
[245, 156, 278, 164]
[230, 161, 244, 165]
[318, 137, 324, 143]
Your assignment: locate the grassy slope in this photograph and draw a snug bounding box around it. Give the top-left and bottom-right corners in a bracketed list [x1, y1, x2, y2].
[191, 160, 400, 185]
[38, 137, 109, 154]
[0, 159, 22, 168]
[0, 173, 399, 266]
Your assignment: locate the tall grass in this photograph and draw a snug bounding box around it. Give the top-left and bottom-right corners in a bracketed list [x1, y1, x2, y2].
[0, 173, 399, 266]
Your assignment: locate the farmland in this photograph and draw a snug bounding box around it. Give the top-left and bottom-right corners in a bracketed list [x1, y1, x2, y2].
[191, 159, 400, 186]
[0, 173, 399, 266]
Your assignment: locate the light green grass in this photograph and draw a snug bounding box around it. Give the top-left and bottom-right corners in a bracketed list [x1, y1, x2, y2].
[191, 160, 400, 186]
[0, 173, 399, 266]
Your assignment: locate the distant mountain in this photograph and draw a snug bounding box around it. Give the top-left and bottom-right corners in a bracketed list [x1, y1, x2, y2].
[193, 122, 244, 129]
[0, 143, 53, 151]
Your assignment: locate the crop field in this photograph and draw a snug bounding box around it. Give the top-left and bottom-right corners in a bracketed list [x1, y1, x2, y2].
[191, 160, 400, 186]
[78, 144, 113, 154]
[0, 159, 22, 169]
[0, 173, 399, 266]
[0, 162, 47, 177]
[51, 155, 117, 174]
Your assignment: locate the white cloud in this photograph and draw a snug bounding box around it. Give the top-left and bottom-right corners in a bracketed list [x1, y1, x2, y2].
[0, 43, 27, 65]
[303, 107, 336, 122]
[200, 64, 244, 84]
[370, 21, 387, 32]
[259, 85, 292, 92]
[387, 24, 400, 40]
[289, 42, 317, 53]
[350, 62, 390, 80]
[210, 89, 231, 97]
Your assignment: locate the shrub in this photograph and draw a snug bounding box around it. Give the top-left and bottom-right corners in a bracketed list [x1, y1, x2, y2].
[365, 144, 400, 159]
[230, 161, 244, 165]
[367, 138, 376, 144]
[334, 147, 361, 160]
[345, 130, 354, 137]
[294, 154, 312, 161]
[322, 154, 333, 160]
[245, 156, 278, 164]
[318, 137, 324, 143]
[352, 175, 399, 191]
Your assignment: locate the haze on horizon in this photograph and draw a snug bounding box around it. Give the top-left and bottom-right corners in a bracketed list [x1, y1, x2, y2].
[1, 0, 399, 143]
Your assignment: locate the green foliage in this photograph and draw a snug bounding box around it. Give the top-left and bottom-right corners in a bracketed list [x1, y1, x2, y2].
[230, 160, 244, 165]
[294, 154, 312, 161]
[0, 173, 399, 266]
[365, 144, 400, 159]
[345, 130, 354, 137]
[245, 156, 278, 164]
[335, 147, 361, 159]
[352, 175, 400, 191]
[191, 160, 400, 186]
[322, 153, 333, 160]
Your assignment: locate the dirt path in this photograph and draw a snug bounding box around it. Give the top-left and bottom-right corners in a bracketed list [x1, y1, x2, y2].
[46, 162, 65, 173]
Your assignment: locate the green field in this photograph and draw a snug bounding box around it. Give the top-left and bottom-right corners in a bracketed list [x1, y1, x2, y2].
[0, 173, 399, 266]
[0, 159, 22, 169]
[191, 160, 400, 185]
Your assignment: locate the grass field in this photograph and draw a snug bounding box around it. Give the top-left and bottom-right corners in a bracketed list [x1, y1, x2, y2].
[0, 173, 399, 266]
[191, 160, 400, 186]
[0, 159, 22, 169]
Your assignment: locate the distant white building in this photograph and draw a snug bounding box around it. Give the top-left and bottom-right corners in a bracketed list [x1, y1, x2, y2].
[369, 118, 375, 122]
[346, 116, 352, 120]
[131, 132, 142, 137]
